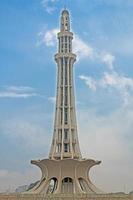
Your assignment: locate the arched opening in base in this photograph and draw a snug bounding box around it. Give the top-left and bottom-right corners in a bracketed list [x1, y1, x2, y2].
[47, 178, 58, 194]
[61, 177, 74, 194]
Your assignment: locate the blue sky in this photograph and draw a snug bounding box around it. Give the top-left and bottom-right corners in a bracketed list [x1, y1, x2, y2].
[0, 0, 133, 193]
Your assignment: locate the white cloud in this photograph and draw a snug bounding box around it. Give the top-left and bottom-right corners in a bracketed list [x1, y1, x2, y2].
[102, 71, 133, 105]
[0, 92, 37, 98]
[102, 71, 133, 88]
[100, 52, 115, 70]
[0, 86, 37, 98]
[5, 86, 34, 92]
[73, 35, 93, 60]
[41, 0, 59, 14]
[38, 28, 58, 47]
[48, 96, 56, 103]
[79, 70, 133, 106]
[79, 75, 96, 91]
[0, 119, 49, 149]
[78, 105, 133, 193]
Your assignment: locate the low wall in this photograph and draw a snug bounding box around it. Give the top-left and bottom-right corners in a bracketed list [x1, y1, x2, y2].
[0, 194, 133, 200]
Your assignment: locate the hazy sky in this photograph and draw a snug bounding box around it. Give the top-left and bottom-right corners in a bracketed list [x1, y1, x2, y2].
[0, 0, 133, 193]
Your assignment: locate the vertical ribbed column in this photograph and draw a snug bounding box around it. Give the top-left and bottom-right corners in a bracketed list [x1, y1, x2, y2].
[49, 9, 82, 160]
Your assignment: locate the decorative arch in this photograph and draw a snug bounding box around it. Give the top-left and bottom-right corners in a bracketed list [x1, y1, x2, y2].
[47, 177, 58, 194]
[61, 177, 74, 193]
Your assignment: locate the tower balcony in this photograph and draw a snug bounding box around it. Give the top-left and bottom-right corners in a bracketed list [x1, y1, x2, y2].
[58, 31, 73, 38]
[55, 53, 76, 62]
[63, 152, 73, 158]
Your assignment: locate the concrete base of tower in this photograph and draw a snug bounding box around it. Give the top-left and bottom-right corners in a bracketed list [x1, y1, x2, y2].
[25, 158, 103, 195]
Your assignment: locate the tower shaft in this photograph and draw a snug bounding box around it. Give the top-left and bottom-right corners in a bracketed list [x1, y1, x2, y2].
[49, 10, 82, 160]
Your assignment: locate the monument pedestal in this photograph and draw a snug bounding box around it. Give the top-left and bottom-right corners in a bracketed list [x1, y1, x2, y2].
[27, 159, 102, 194]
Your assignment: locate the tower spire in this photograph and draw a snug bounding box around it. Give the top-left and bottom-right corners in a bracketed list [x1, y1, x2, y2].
[61, 9, 70, 32]
[49, 9, 82, 160]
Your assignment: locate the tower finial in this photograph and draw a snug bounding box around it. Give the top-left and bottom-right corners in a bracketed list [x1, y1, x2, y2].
[60, 9, 70, 32]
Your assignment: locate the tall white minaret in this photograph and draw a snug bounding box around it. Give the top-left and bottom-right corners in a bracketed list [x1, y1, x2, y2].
[29, 10, 102, 195]
[49, 10, 82, 160]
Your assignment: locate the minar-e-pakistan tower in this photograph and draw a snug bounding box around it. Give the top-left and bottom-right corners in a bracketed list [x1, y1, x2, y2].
[27, 9, 102, 195]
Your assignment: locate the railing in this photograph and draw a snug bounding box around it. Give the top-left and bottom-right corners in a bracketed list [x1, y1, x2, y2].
[0, 193, 133, 200]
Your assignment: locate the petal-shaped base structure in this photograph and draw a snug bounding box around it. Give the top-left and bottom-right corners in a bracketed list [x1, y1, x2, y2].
[26, 159, 103, 195]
